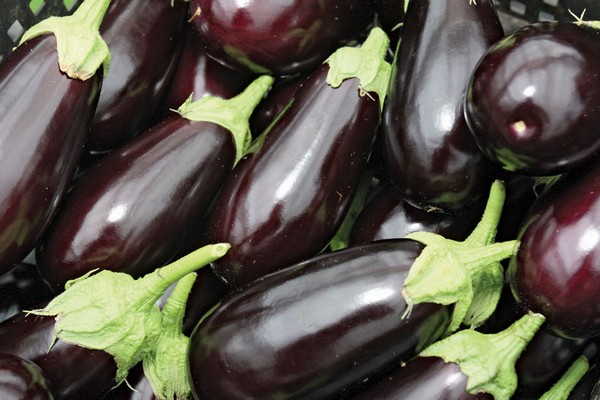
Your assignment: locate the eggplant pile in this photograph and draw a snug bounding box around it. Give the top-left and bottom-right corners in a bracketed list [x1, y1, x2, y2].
[3, 0, 600, 399]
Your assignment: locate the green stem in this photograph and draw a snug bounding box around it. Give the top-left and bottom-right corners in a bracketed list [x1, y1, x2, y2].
[72, 0, 111, 31]
[540, 356, 589, 400]
[463, 180, 506, 246]
[420, 312, 546, 400]
[134, 243, 230, 307]
[160, 273, 197, 333]
[177, 75, 274, 164]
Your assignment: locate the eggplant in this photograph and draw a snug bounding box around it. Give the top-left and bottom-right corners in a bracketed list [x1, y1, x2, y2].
[187, 0, 374, 75]
[36, 76, 272, 291]
[0, 353, 54, 400]
[0, 244, 229, 399]
[188, 239, 451, 400]
[351, 312, 545, 400]
[464, 21, 600, 175]
[0, 0, 109, 277]
[163, 25, 255, 114]
[349, 184, 483, 245]
[382, 0, 503, 213]
[86, 0, 188, 153]
[189, 182, 519, 399]
[508, 158, 600, 339]
[206, 27, 390, 287]
[0, 262, 54, 323]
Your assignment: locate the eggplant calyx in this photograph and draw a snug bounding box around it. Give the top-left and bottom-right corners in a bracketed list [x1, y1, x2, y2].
[325, 27, 392, 110]
[143, 273, 197, 400]
[539, 355, 589, 400]
[402, 180, 517, 334]
[25, 243, 230, 384]
[176, 75, 274, 164]
[18, 0, 111, 80]
[419, 312, 546, 400]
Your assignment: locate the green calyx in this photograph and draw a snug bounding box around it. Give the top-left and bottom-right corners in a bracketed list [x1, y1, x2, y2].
[143, 273, 197, 400]
[26, 243, 230, 384]
[540, 355, 589, 400]
[325, 27, 392, 111]
[402, 180, 519, 335]
[176, 75, 274, 164]
[18, 0, 111, 80]
[419, 312, 546, 400]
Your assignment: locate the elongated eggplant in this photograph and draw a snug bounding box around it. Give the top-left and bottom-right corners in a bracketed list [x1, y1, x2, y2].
[188, 0, 374, 75]
[352, 313, 545, 400]
[464, 21, 600, 175]
[163, 25, 255, 114]
[36, 76, 272, 290]
[190, 182, 520, 399]
[188, 239, 451, 400]
[0, 244, 228, 399]
[87, 0, 188, 153]
[382, 0, 503, 213]
[0, 0, 109, 276]
[0, 353, 54, 399]
[206, 28, 390, 287]
[509, 158, 600, 339]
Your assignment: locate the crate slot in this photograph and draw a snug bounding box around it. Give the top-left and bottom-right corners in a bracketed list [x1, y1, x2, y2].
[7, 20, 24, 43]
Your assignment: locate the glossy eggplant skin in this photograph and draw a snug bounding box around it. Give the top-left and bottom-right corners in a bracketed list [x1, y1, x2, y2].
[509, 159, 600, 339]
[87, 0, 187, 152]
[0, 35, 102, 276]
[351, 356, 493, 400]
[0, 353, 54, 400]
[349, 185, 482, 245]
[163, 25, 255, 113]
[465, 22, 600, 176]
[189, 239, 451, 400]
[188, 0, 374, 75]
[382, 0, 503, 213]
[36, 115, 235, 290]
[0, 313, 116, 400]
[0, 263, 54, 323]
[206, 65, 380, 287]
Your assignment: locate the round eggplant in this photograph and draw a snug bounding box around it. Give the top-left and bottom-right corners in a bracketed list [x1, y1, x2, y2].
[465, 21, 600, 175]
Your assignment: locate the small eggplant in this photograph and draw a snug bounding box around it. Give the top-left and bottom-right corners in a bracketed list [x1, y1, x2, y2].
[36, 76, 272, 290]
[206, 27, 391, 287]
[187, 0, 374, 75]
[163, 25, 255, 114]
[382, 0, 504, 213]
[86, 0, 188, 152]
[464, 21, 600, 175]
[189, 182, 519, 399]
[352, 313, 545, 400]
[0, 0, 109, 276]
[0, 353, 54, 400]
[509, 158, 600, 339]
[0, 244, 229, 399]
[349, 184, 483, 245]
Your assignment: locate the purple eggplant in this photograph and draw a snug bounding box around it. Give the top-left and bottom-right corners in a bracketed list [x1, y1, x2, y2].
[188, 239, 451, 400]
[465, 21, 600, 176]
[0, 262, 54, 323]
[36, 76, 273, 291]
[349, 184, 483, 245]
[187, 0, 374, 75]
[0, 313, 117, 400]
[351, 312, 545, 400]
[382, 0, 503, 213]
[0, 353, 54, 400]
[508, 158, 600, 339]
[86, 0, 188, 153]
[206, 28, 390, 287]
[0, 0, 109, 276]
[163, 25, 255, 114]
